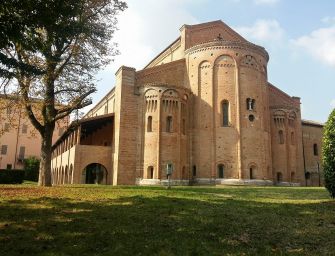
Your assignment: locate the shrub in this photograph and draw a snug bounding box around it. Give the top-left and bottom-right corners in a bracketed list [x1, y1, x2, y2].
[323, 109, 335, 198]
[24, 157, 40, 182]
[0, 170, 25, 184]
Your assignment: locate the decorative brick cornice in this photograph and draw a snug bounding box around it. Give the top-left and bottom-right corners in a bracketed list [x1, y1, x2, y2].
[185, 40, 269, 61]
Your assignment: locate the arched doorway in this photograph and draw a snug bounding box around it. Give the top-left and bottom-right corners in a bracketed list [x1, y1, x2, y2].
[217, 164, 224, 179]
[277, 172, 283, 183]
[249, 165, 257, 180]
[82, 163, 108, 184]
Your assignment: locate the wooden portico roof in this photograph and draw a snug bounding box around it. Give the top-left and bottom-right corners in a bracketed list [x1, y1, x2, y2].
[53, 113, 114, 148]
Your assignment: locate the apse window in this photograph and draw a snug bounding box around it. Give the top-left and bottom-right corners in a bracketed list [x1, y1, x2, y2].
[166, 116, 173, 132]
[279, 130, 284, 144]
[221, 100, 229, 127]
[246, 98, 255, 111]
[147, 116, 153, 132]
[313, 143, 318, 156]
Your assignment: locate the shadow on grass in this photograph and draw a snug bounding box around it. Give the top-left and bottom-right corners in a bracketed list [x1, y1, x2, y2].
[0, 189, 334, 256]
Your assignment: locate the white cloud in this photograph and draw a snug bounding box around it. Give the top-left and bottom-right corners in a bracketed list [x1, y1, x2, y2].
[331, 99, 335, 108]
[292, 25, 335, 67]
[91, 0, 201, 106]
[322, 16, 335, 24]
[253, 0, 279, 5]
[111, 0, 199, 71]
[235, 19, 285, 43]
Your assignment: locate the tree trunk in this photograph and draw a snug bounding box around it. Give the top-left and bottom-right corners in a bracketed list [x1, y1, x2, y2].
[38, 126, 54, 186]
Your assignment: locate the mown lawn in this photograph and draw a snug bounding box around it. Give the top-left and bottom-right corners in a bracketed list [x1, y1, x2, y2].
[0, 184, 334, 255]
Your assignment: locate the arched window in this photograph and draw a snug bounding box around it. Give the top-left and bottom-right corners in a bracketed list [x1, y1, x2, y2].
[277, 172, 283, 182]
[222, 100, 229, 127]
[291, 132, 295, 145]
[166, 116, 173, 132]
[147, 116, 152, 132]
[246, 98, 255, 111]
[192, 165, 197, 177]
[313, 143, 318, 156]
[148, 166, 154, 179]
[217, 164, 224, 178]
[279, 130, 284, 144]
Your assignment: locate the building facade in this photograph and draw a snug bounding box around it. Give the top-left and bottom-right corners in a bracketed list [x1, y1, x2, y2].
[0, 95, 68, 170]
[51, 20, 324, 186]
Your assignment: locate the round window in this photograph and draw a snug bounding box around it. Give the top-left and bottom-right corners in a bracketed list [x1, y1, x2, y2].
[249, 114, 255, 122]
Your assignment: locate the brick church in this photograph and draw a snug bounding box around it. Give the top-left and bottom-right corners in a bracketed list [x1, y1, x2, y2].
[51, 20, 323, 186]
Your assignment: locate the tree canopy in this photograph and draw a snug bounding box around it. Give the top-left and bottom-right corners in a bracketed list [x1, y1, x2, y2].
[323, 108, 335, 198]
[0, 0, 127, 186]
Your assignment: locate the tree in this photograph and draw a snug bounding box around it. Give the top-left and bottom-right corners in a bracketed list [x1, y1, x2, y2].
[323, 109, 335, 198]
[24, 156, 40, 182]
[0, 0, 127, 186]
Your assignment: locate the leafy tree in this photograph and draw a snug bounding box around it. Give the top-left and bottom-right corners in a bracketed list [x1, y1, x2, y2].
[0, 0, 127, 186]
[24, 156, 40, 182]
[323, 109, 335, 198]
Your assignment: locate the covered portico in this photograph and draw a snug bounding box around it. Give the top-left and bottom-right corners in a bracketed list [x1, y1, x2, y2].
[51, 113, 114, 185]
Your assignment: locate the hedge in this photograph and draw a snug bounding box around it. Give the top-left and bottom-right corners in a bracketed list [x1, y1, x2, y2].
[24, 157, 40, 182]
[0, 169, 25, 184]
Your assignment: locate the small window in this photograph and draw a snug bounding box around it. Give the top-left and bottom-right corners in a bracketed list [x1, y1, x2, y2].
[147, 116, 153, 132]
[1, 145, 8, 155]
[248, 114, 255, 122]
[218, 164, 224, 178]
[222, 100, 229, 126]
[279, 130, 284, 144]
[182, 119, 186, 135]
[192, 165, 197, 177]
[22, 124, 28, 134]
[6, 164, 12, 170]
[246, 98, 255, 111]
[166, 116, 173, 132]
[313, 143, 318, 156]
[4, 123, 10, 132]
[291, 132, 294, 145]
[18, 146, 25, 160]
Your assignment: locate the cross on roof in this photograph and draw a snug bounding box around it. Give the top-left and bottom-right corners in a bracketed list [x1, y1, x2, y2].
[217, 33, 223, 40]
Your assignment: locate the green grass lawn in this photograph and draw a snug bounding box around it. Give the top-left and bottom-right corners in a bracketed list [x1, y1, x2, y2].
[0, 184, 334, 255]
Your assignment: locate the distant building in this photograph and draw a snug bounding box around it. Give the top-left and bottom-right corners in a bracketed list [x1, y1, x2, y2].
[0, 95, 68, 169]
[51, 20, 324, 186]
[302, 120, 324, 186]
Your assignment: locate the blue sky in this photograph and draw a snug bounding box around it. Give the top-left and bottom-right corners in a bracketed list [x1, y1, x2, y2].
[91, 0, 335, 123]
